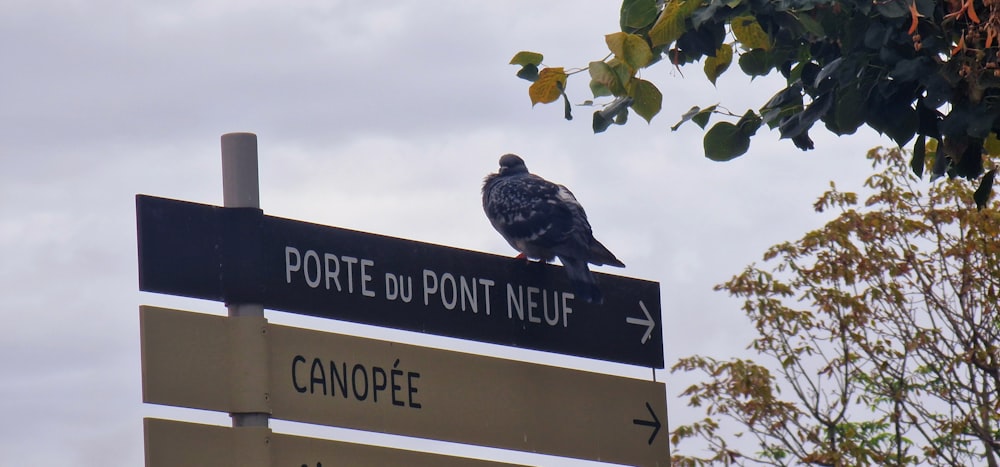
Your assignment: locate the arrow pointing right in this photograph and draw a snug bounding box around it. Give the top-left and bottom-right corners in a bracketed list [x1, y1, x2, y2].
[626, 300, 656, 344]
[632, 402, 662, 445]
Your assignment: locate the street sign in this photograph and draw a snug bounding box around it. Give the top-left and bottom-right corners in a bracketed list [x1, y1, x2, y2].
[141, 306, 670, 466]
[144, 418, 529, 467]
[136, 194, 664, 368]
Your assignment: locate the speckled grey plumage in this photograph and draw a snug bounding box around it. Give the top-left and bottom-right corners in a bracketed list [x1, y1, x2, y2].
[482, 154, 624, 304]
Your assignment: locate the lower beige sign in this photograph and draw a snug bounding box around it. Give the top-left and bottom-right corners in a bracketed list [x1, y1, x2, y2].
[141, 306, 670, 466]
[144, 417, 527, 467]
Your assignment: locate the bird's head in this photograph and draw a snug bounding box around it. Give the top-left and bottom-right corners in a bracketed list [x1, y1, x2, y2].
[497, 153, 528, 176]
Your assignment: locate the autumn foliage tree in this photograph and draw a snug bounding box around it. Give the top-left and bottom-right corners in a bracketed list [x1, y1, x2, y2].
[669, 147, 1000, 466]
[511, 0, 1000, 196]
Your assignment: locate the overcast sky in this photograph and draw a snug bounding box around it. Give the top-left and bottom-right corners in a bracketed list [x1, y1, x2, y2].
[1, 1, 891, 465]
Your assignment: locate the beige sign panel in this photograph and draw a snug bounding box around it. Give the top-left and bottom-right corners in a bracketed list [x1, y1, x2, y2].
[144, 418, 527, 467]
[141, 306, 670, 466]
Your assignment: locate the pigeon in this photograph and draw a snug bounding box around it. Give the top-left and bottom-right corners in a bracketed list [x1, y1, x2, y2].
[482, 154, 625, 304]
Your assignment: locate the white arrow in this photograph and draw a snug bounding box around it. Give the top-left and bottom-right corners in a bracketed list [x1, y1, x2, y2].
[626, 300, 655, 344]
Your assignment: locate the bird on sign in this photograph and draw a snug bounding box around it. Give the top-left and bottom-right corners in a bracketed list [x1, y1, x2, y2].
[482, 154, 625, 304]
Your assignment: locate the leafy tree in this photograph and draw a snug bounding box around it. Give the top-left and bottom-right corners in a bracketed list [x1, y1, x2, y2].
[510, 0, 1000, 194]
[669, 147, 1000, 466]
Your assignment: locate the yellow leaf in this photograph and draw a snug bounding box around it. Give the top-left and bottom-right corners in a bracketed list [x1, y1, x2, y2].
[921, 137, 938, 157]
[704, 44, 734, 85]
[649, 0, 699, 48]
[605, 32, 628, 61]
[509, 51, 544, 66]
[605, 32, 653, 69]
[623, 34, 653, 69]
[985, 132, 1000, 155]
[528, 67, 567, 105]
[731, 15, 770, 51]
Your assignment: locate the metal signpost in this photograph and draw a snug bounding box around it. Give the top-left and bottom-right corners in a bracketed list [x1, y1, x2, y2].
[144, 418, 528, 467]
[136, 194, 664, 368]
[141, 306, 669, 466]
[138, 133, 670, 466]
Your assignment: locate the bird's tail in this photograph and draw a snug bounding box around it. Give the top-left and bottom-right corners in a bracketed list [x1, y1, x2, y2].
[588, 239, 625, 268]
[561, 256, 604, 304]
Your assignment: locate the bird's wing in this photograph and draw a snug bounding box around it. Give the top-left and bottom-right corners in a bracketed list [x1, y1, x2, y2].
[484, 175, 578, 251]
[484, 170, 623, 268]
[547, 184, 624, 267]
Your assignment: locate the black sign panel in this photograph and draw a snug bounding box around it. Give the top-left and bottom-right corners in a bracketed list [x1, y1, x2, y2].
[136, 195, 664, 367]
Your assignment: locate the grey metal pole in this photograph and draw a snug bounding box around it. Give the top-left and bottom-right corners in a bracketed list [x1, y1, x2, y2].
[222, 132, 261, 210]
[220, 132, 270, 433]
[221, 132, 266, 321]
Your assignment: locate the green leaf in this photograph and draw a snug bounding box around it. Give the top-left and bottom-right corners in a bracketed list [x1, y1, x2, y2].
[779, 92, 833, 140]
[672, 106, 702, 131]
[607, 58, 635, 91]
[956, 139, 985, 179]
[875, 0, 909, 18]
[589, 79, 612, 98]
[509, 51, 544, 66]
[915, 0, 936, 17]
[516, 64, 539, 82]
[606, 32, 654, 69]
[671, 105, 718, 130]
[628, 79, 663, 122]
[975, 169, 996, 210]
[761, 84, 803, 113]
[589, 61, 624, 95]
[885, 106, 918, 147]
[677, 21, 727, 59]
[704, 44, 733, 85]
[691, 0, 724, 28]
[692, 105, 717, 128]
[562, 89, 573, 121]
[731, 15, 770, 50]
[615, 107, 629, 125]
[793, 11, 825, 37]
[593, 111, 613, 133]
[829, 84, 865, 135]
[620, 0, 659, 31]
[889, 57, 934, 83]
[911, 134, 926, 178]
[791, 132, 814, 150]
[813, 57, 843, 88]
[737, 109, 762, 135]
[528, 67, 567, 106]
[704, 121, 751, 161]
[738, 49, 771, 77]
[593, 97, 633, 133]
